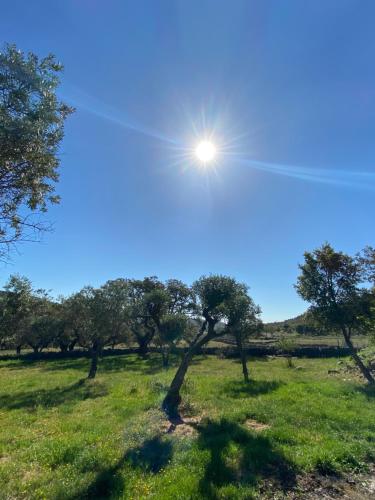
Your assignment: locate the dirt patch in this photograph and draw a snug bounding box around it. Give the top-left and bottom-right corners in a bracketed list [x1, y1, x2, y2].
[160, 415, 203, 438]
[244, 419, 270, 432]
[260, 466, 375, 499]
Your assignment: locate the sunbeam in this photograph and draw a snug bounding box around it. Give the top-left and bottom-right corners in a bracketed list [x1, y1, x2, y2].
[233, 158, 375, 191]
[60, 83, 180, 145]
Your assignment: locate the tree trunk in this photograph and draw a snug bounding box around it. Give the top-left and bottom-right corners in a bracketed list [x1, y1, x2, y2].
[88, 343, 99, 379]
[235, 334, 249, 383]
[162, 347, 169, 368]
[138, 338, 149, 359]
[68, 339, 77, 351]
[162, 347, 195, 416]
[240, 347, 249, 382]
[32, 346, 38, 354]
[163, 322, 211, 416]
[342, 328, 374, 384]
[16, 345, 21, 355]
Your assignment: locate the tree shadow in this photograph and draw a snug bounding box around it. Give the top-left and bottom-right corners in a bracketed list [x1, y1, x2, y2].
[71, 456, 128, 499]
[99, 355, 170, 375]
[125, 436, 173, 473]
[0, 358, 88, 372]
[230, 355, 271, 363]
[224, 379, 283, 398]
[72, 436, 173, 499]
[0, 379, 108, 411]
[354, 383, 375, 399]
[197, 419, 296, 498]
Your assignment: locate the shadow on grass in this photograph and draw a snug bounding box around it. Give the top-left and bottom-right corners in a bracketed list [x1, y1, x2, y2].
[0, 353, 203, 377]
[0, 379, 108, 410]
[230, 355, 271, 363]
[125, 436, 173, 473]
[224, 379, 283, 398]
[73, 418, 296, 498]
[0, 358, 88, 372]
[74, 436, 173, 499]
[354, 383, 375, 399]
[197, 419, 296, 498]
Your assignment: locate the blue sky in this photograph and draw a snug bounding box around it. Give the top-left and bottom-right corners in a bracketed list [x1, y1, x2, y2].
[1, 0, 375, 321]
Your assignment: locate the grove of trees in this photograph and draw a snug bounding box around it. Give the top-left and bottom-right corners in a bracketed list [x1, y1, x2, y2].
[1, 240, 375, 417]
[0, 274, 262, 386]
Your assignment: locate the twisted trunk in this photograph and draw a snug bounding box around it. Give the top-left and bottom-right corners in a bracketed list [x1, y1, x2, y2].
[163, 319, 212, 416]
[342, 328, 374, 384]
[162, 346, 196, 415]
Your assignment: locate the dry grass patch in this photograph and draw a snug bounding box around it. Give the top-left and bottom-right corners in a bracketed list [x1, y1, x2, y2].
[244, 418, 271, 432]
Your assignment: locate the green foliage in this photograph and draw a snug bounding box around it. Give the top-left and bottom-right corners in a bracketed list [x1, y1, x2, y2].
[0, 44, 73, 256]
[158, 313, 188, 345]
[193, 274, 242, 321]
[1, 274, 50, 351]
[165, 279, 195, 314]
[296, 243, 375, 383]
[295, 243, 370, 333]
[127, 277, 165, 355]
[360, 246, 375, 285]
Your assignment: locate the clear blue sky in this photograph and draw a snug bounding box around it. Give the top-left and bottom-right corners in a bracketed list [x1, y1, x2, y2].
[1, 1, 375, 321]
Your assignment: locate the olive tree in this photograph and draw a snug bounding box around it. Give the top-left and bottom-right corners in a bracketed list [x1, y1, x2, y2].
[296, 243, 374, 384]
[156, 313, 188, 368]
[2, 274, 35, 353]
[162, 275, 256, 415]
[68, 281, 130, 379]
[0, 44, 73, 258]
[165, 279, 195, 315]
[69, 287, 110, 379]
[127, 277, 165, 358]
[226, 290, 262, 382]
[100, 279, 131, 348]
[360, 246, 375, 285]
[28, 313, 61, 353]
[149, 279, 194, 367]
[60, 293, 89, 352]
[360, 247, 375, 339]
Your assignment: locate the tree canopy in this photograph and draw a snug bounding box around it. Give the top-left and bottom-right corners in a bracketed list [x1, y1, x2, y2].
[296, 243, 374, 383]
[0, 44, 73, 258]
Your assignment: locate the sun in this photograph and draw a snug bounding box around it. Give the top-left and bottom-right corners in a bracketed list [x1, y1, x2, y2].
[195, 140, 216, 163]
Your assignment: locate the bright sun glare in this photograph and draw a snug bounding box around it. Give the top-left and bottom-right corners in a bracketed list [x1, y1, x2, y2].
[195, 140, 216, 163]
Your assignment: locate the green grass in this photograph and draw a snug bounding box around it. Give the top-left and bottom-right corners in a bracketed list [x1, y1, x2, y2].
[211, 334, 369, 349]
[0, 354, 374, 499]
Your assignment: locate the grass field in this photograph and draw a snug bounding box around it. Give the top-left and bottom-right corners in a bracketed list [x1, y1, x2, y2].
[211, 334, 369, 349]
[0, 353, 374, 499]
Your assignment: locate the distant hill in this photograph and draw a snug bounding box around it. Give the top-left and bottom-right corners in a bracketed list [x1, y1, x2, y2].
[263, 312, 324, 335]
[264, 313, 306, 330]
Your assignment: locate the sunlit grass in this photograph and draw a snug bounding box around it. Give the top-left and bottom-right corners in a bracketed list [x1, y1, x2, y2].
[0, 354, 374, 498]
